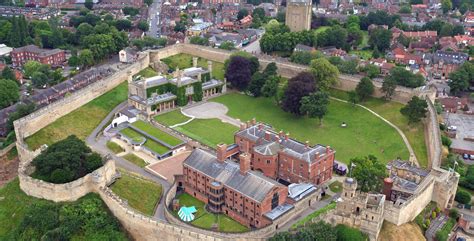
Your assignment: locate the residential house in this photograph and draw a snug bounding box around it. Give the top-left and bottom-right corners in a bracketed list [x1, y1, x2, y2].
[11, 45, 66, 67]
[438, 97, 468, 113]
[294, 44, 315, 53]
[209, 33, 243, 48]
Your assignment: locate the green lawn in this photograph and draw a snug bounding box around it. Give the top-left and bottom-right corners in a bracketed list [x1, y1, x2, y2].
[174, 118, 238, 148]
[314, 26, 330, 34]
[212, 93, 408, 164]
[25, 82, 128, 150]
[121, 128, 170, 154]
[328, 89, 428, 167]
[292, 202, 336, 228]
[136, 67, 158, 78]
[123, 153, 147, 168]
[111, 170, 162, 216]
[0, 179, 51, 239]
[329, 181, 343, 193]
[107, 141, 124, 154]
[349, 50, 373, 60]
[132, 120, 183, 146]
[173, 193, 249, 232]
[154, 110, 191, 126]
[161, 53, 225, 80]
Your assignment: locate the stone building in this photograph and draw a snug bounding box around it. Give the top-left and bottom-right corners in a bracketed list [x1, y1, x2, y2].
[285, 0, 312, 32]
[128, 58, 224, 117]
[330, 178, 385, 241]
[232, 121, 335, 185]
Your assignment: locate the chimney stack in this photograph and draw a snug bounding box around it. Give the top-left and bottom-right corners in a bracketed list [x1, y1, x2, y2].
[251, 118, 256, 126]
[315, 152, 320, 160]
[216, 143, 227, 163]
[326, 146, 331, 154]
[239, 152, 251, 175]
[285, 132, 290, 141]
[193, 57, 198, 67]
[279, 130, 284, 139]
[304, 140, 309, 149]
[240, 122, 247, 130]
[264, 131, 271, 141]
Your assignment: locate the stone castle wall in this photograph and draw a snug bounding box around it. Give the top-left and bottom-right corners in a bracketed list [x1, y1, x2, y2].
[19, 159, 116, 202]
[159, 44, 421, 104]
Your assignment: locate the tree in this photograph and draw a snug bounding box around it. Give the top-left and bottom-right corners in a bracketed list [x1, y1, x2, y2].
[440, 23, 454, 37]
[237, 9, 249, 20]
[400, 96, 428, 124]
[225, 51, 260, 74]
[23, 61, 43, 78]
[338, 59, 359, 75]
[442, 0, 452, 13]
[300, 91, 329, 125]
[385, 67, 424, 88]
[218, 41, 235, 50]
[174, 21, 186, 33]
[348, 90, 359, 106]
[84, 0, 93, 10]
[1, 66, 16, 81]
[290, 51, 314, 65]
[455, 190, 471, 204]
[361, 64, 380, 79]
[122, 7, 140, 16]
[281, 72, 316, 115]
[335, 224, 368, 241]
[369, 28, 392, 52]
[32, 135, 103, 184]
[225, 56, 252, 91]
[115, 19, 132, 31]
[350, 155, 387, 192]
[144, 0, 153, 5]
[263, 62, 278, 77]
[309, 58, 339, 91]
[355, 77, 374, 101]
[399, 5, 412, 14]
[261, 76, 280, 102]
[31, 72, 49, 88]
[6, 103, 35, 134]
[248, 72, 266, 97]
[189, 36, 208, 46]
[137, 20, 149, 32]
[0, 79, 19, 109]
[68, 55, 80, 67]
[78, 49, 94, 67]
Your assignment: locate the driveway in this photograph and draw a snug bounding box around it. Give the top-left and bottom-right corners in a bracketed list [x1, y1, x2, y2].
[181, 102, 242, 127]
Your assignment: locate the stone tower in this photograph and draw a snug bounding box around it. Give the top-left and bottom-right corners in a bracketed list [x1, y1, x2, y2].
[342, 177, 357, 199]
[285, 0, 312, 32]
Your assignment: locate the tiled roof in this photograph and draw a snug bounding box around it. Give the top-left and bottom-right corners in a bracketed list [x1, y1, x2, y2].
[183, 149, 282, 202]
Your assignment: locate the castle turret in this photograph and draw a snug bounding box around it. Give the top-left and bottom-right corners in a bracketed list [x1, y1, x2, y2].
[342, 177, 357, 199]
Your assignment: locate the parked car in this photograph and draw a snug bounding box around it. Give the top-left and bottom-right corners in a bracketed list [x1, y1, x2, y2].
[464, 153, 470, 159]
[470, 154, 474, 160]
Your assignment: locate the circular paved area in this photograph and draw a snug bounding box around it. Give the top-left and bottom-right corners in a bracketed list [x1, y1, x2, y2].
[182, 102, 229, 119]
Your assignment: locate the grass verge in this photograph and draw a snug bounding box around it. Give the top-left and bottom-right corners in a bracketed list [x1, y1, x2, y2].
[123, 153, 147, 168]
[107, 141, 124, 154]
[292, 202, 336, 228]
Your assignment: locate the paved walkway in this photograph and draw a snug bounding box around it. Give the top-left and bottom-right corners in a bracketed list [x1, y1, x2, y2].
[330, 97, 420, 167]
[181, 102, 243, 127]
[425, 214, 448, 241]
[85, 101, 170, 221]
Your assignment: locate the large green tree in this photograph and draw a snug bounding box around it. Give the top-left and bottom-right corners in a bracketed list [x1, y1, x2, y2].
[300, 91, 329, 125]
[0, 79, 19, 109]
[400, 96, 428, 124]
[1, 66, 16, 81]
[310, 58, 339, 91]
[369, 28, 392, 52]
[442, 0, 452, 13]
[355, 77, 374, 101]
[350, 155, 387, 192]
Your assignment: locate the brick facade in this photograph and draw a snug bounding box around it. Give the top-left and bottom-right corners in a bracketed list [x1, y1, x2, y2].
[11, 45, 65, 67]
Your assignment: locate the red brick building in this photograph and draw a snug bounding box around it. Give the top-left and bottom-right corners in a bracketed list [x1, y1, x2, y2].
[234, 122, 335, 185]
[11, 45, 65, 67]
[180, 149, 290, 228]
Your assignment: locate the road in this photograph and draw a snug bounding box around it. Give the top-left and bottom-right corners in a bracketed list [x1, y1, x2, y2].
[242, 38, 261, 55]
[85, 101, 170, 221]
[147, 0, 162, 38]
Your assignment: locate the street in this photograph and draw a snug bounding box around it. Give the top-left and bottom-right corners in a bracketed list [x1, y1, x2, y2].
[147, 0, 162, 38]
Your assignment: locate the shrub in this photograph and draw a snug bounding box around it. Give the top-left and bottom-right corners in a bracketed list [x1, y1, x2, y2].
[449, 209, 459, 219]
[335, 224, 368, 241]
[441, 135, 452, 148]
[425, 219, 431, 226]
[432, 211, 437, 219]
[455, 190, 472, 205]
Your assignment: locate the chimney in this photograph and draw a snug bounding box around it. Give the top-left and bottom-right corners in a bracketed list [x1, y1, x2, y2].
[264, 131, 271, 141]
[315, 152, 320, 160]
[251, 118, 256, 126]
[258, 123, 264, 131]
[326, 146, 331, 154]
[278, 130, 284, 139]
[246, 120, 251, 128]
[216, 143, 227, 163]
[239, 152, 251, 175]
[240, 122, 247, 130]
[193, 57, 198, 67]
[285, 132, 290, 141]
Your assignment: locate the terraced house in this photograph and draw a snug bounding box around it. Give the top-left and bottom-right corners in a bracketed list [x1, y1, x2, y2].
[128, 59, 224, 116]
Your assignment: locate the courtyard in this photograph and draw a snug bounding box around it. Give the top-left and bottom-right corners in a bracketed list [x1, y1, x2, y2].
[172, 193, 249, 233]
[146, 151, 191, 183]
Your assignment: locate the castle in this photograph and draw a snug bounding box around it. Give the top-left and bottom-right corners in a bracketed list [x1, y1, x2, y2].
[285, 0, 312, 32]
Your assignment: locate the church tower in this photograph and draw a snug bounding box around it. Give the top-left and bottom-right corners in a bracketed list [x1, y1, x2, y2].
[285, 0, 312, 32]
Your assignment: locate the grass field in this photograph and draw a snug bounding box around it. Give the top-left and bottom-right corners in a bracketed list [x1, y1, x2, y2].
[107, 141, 124, 154]
[121, 128, 170, 154]
[154, 110, 191, 126]
[174, 118, 238, 147]
[329, 181, 343, 193]
[123, 153, 147, 168]
[212, 93, 408, 164]
[0, 179, 51, 239]
[135, 67, 158, 78]
[174, 193, 249, 232]
[292, 202, 336, 228]
[161, 54, 225, 80]
[328, 89, 428, 167]
[349, 50, 373, 60]
[25, 82, 128, 150]
[132, 120, 182, 146]
[111, 170, 162, 216]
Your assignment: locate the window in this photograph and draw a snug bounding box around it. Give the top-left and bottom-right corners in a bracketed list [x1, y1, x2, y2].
[267, 160, 271, 164]
[271, 192, 279, 209]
